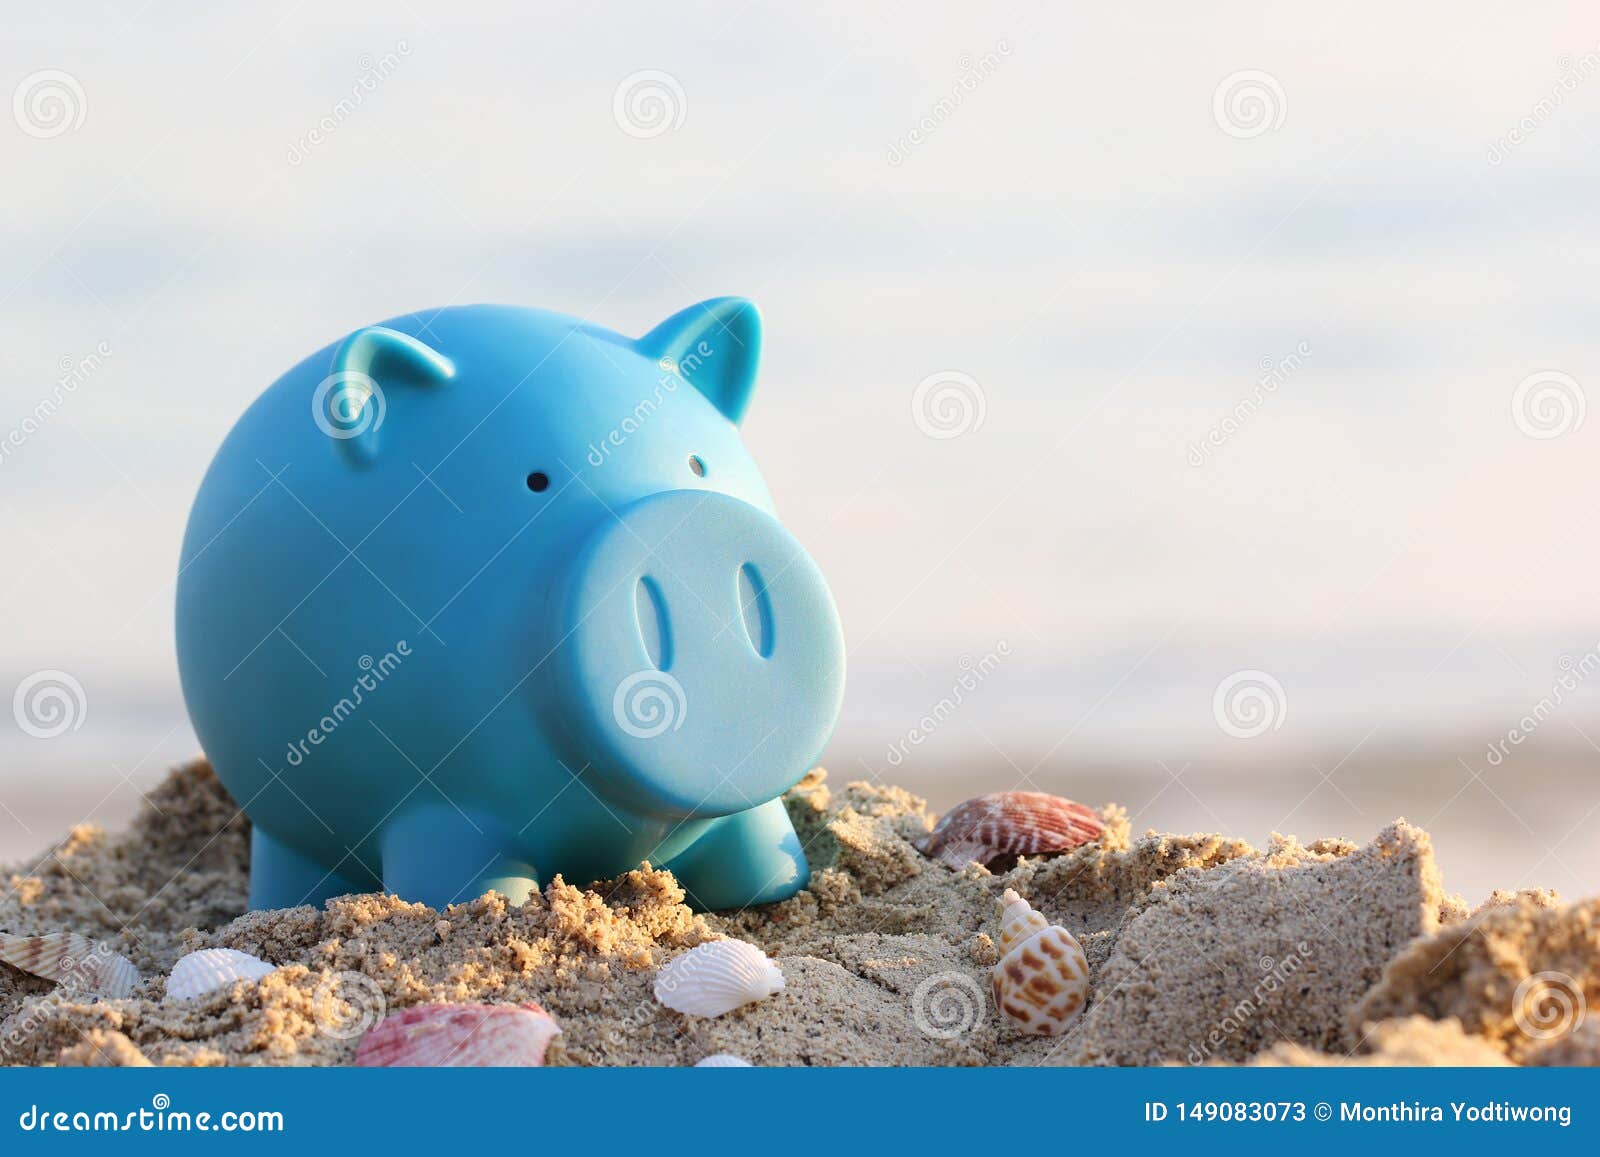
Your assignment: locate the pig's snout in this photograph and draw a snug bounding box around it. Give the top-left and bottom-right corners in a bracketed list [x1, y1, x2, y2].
[553, 490, 845, 818]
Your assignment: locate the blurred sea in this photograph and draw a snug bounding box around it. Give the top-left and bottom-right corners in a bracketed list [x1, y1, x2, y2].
[4, 715, 1594, 909]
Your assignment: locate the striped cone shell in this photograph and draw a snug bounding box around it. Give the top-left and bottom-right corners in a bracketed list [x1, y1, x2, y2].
[355, 1002, 561, 1067]
[989, 890, 1089, 1036]
[0, 931, 139, 998]
[916, 791, 1105, 870]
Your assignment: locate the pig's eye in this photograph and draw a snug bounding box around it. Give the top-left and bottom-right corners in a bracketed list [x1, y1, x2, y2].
[526, 471, 550, 493]
[688, 455, 706, 477]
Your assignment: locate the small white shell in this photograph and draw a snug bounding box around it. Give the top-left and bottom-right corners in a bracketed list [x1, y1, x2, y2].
[654, 939, 785, 1018]
[0, 931, 139, 998]
[694, 1053, 753, 1067]
[166, 948, 277, 1001]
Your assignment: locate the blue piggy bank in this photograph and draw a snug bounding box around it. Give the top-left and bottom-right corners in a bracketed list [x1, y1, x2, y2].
[175, 298, 844, 912]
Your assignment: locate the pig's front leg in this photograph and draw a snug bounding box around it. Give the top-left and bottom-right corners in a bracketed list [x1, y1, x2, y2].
[250, 827, 380, 911]
[380, 805, 540, 909]
[661, 797, 810, 911]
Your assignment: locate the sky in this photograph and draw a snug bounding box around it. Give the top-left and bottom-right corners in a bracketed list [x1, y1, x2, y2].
[4, 2, 1600, 898]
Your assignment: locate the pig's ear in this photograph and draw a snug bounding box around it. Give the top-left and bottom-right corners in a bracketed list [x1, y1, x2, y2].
[638, 297, 762, 425]
[322, 327, 455, 464]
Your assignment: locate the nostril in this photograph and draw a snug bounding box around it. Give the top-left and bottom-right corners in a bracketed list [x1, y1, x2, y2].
[737, 563, 775, 658]
[635, 575, 673, 670]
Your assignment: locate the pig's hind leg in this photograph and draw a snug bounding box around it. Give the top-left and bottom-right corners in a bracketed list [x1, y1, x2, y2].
[379, 805, 540, 910]
[662, 797, 810, 911]
[249, 827, 377, 911]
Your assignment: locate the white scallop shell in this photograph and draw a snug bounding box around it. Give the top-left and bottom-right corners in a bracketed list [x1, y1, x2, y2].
[166, 948, 278, 1001]
[0, 931, 140, 998]
[654, 939, 784, 1017]
[694, 1053, 753, 1067]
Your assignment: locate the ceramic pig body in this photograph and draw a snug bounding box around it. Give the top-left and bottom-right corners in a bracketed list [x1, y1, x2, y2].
[175, 299, 844, 912]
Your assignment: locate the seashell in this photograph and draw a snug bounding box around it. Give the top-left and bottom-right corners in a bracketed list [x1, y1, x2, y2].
[0, 931, 139, 998]
[694, 1053, 753, 1067]
[989, 889, 1089, 1036]
[355, 1002, 561, 1067]
[919, 791, 1106, 871]
[917, 791, 1105, 870]
[654, 939, 785, 1018]
[996, 889, 1051, 955]
[166, 948, 278, 1001]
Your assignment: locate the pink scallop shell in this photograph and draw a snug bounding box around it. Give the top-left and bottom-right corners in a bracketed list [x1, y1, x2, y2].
[915, 791, 1105, 869]
[354, 1002, 561, 1067]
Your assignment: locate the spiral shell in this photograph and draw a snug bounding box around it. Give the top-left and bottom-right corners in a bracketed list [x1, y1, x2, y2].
[654, 939, 785, 1017]
[166, 948, 277, 1001]
[989, 890, 1089, 1036]
[694, 1053, 753, 1067]
[996, 890, 1051, 955]
[355, 1003, 561, 1067]
[916, 791, 1105, 870]
[0, 931, 139, 998]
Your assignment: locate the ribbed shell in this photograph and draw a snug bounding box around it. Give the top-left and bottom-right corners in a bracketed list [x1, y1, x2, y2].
[654, 939, 785, 1017]
[916, 791, 1105, 869]
[996, 889, 1051, 956]
[694, 1053, 754, 1067]
[166, 948, 278, 1001]
[989, 891, 1090, 1036]
[354, 1003, 561, 1067]
[0, 931, 139, 998]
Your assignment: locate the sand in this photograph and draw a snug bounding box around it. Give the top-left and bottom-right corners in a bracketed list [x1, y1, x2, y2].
[1, 760, 1595, 1067]
[1249, 1016, 1513, 1067]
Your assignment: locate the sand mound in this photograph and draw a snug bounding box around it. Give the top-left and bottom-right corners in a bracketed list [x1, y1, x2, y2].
[1250, 1016, 1511, 1066]
[1069, 822, 1447, 1065]
[1524, 1021, 1600, 1066]
[1, 761, 1594, 1067]
[1350, 890, 1600, 1062]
